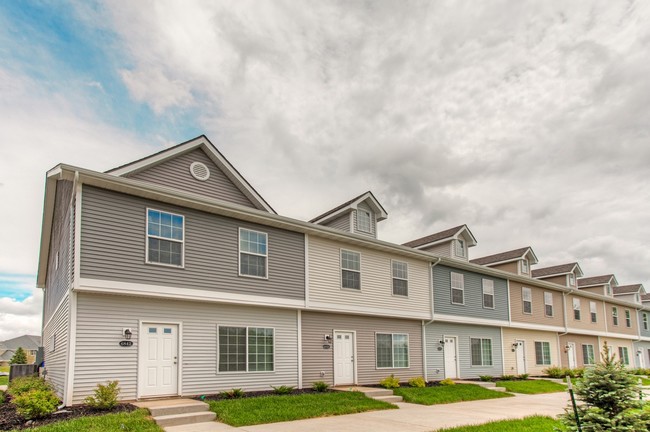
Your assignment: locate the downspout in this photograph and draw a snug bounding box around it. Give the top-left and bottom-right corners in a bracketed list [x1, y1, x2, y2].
[422, 257, 442, 382]
[557, 292, 569, 367]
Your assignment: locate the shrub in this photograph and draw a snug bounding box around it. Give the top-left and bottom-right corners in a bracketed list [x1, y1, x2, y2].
[518, 374, 529, 380]
[0, 391, 5, 404]
[501, 375, 516, 381]
[219, 388, 244, 399]
[379, 374, 400, 389]
[439, 378, 455, 386]
[12, 389, 60, 419]
[311, 381, 329, 392]
[408, 377, 426, 388]
[84, 381, 120, 410]
[10, 347, 28, 365]
[8, 376, 51, 397]
[271, 385, 295, 395]
[479, 375, 493, 382]
[544, 366, 563, 378]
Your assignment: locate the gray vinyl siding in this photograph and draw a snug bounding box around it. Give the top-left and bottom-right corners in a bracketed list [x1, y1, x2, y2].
[433, 265, 509, 321]
[301, 311, 423, 387]
[80, 186, 305, 300]
[633, 341, 650, 368]
[353, 202, 376, 238]
[639, 310, 650, 338]
[420, 242, 453, 258]
[44, 180, 74, 323]
[425, 322, 503, 380]
[43, 294, 69, 398]
[128, 148, 258, 209]
[323, 212, 351, 232]
[73, 293, 299, 403]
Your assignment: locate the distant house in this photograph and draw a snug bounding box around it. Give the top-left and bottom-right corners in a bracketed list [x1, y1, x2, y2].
[0, 335, 41, 366]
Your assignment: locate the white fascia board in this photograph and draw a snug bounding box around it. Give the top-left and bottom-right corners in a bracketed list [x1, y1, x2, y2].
[307, 301, 430, 320]
[431, 314, 509, 328]
[457, 225, 478, 247]
[507, 321, 567, 333]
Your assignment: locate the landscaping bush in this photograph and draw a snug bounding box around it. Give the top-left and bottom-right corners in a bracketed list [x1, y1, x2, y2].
[518, 374, 529, 380]
[544, 366, 583, 379]
[10, 347, 28, 365]
[84, 380, 120, 410]
[500, 375, 516, 381]
[219, 388, 245, 399]
[379, 374, 400, 389]
[7, 375, 51, 397]
[12, 388, 60, 419]
[408, 376, 426, 388]
[479, 375, 493, 382]
[0, 390, 5, 404]
[312, 381, 329, 392]
[439, 378, 455, 386]
[631, 368, 650, 376]
[271, 385, 295, 395]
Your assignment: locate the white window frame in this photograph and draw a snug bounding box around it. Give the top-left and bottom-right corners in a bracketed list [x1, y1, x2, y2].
[450, 272, 465, 305]
[573, 298, 581, 320]
[470, 337, 493, 366]
[145, 208, 185, 268]
[238, 228, 269, 279]
[455, 239, 466, 257]
[340, 249, 361, 290]
[49, 334, 56, 353]
[606, 285, 612, 296]
[521, 259, 529, 274]
[534, 341, 552, 365]
[612, 307, 619, 326]
[217, 325, 275, 374]
[55, 251, 59, 271]
[618, 346, 630, 365]
[590, 301, 598, 323]
[544, 292, 554, 317]
[391, 260, 408, 297]
[582, 344, 595, 365]
[522, 287, 532, 314]
[625, 309, 632, 328]
[375, 333, 409, 369]
[356, 209, 372, 233]
[568, 273, 575, 286]
[644, 313, 648, 331]
[482, 279, 495, 309]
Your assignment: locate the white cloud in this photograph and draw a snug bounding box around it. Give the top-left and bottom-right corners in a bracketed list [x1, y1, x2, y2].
[0, 289, 43, 341]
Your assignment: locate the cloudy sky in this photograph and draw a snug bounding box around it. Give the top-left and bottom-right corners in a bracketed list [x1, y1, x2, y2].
[1, 1, 649, 340]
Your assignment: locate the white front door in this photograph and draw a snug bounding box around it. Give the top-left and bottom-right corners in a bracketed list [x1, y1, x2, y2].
[638, 348, 645, 369]
[140, 323, 179, 397]
[443, 336, 458, 379]
[334, 331, 354, 385]
[515, 340, 526, 374]
[567, 342, 577, 369]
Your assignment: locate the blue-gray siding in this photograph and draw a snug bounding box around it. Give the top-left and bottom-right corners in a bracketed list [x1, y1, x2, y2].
[633, 341, 650, 368]
[639, 310, 650, 339]
[323, 213, 351, 232]
[80, 186, 305, 300]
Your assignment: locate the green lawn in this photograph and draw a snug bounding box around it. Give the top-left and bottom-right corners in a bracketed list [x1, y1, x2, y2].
[0, 375, 8, 386]
[393, 384, 513, 406]
[0, 366, 9, 373]
[495, 380, 566, 394]
[9, 409, 162, 432]
[208, 391, 396, 426]
[436, 415, 564, 431]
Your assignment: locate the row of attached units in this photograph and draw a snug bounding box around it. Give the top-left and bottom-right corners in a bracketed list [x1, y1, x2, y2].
[37, 136, 650, 405]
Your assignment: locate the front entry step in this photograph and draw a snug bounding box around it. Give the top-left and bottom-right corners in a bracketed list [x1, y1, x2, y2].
[134, 398, 217, 429]
[333, 386, 403, 403]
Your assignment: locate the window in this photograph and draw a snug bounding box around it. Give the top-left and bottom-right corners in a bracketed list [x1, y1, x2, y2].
[573, 298, 581, 320]
[522, 287, 532, 314]
[218, 326, 274, 372]
[569, 273, 575, 286]
[49, 334, 56, 353]
[146, 209, 184, 266]
[455, 239, 466, 257]
[618, 347, 630, 365]
[341, 250, 361, 289]
[482, 279, 495, 309]
[470, 338, 493, 366]
[544, 292, 554, 317]
[376, 333, 409, 368]
[521, 259, 529, 274]
[590, 301, 597, 323]
[644, 313, 648, 331]
[582, 344, 595, 365]
[535, 341, 552, 365]
[612, 307, 619, 326]
[392, 261, 408, 297]
[451, 272, 465, 305]
[606, 285, 612, 296]
[239, 228, 268, 278]
[357, 209, 372, 233]
[625, 310, 632, 328]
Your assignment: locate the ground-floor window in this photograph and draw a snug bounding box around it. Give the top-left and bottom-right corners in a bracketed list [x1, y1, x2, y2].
[376, 333, 409, 368]
[618, 347, 630, 365]
[534, 341, 551, 365]
[218, 326, 274, 372]
[582, 344, 595, 365]
[470, 338, 492, 366]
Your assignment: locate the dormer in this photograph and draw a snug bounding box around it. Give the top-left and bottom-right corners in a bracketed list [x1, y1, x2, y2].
[612, 284, 646, 304]
[309, 191, 388, 239]
[470, 246, 538, 276]
[641, 293, 650, 307]
[577, 274, 618, 297]
[402, 225, 477, 261]
[532, 262, 584, 288]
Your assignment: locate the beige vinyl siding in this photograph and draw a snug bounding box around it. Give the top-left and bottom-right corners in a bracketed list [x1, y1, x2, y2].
[307, 236, 430, 318]
[73, 293, 299, 403]
[502, 328, 558, 376]
[301, 311, 422, 387]
[539, 275, 568, 287]
[601, 337, 634, 367]
[323, 213, 351, 232]
[419, 241, 453, 258]
[80, 186, 304, 300]
[606, 302, 637, 337]
[509, 281, 564, 327]
[490, 262, 519, 274]
[565, 294, 606, 332]
[43, 294, 69, 398]
[128, 148, 258, 209]
[559, 334, 599, 368]
[579, 286, 607, 296]
[353, 202, 376, 238]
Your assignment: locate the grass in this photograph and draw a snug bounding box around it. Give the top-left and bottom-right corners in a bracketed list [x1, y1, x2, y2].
[9, 409, 162, 432]
[496, 380, 567, 394]
[208, 391, 396, 427]
[393, 384, 512, 406]
[0, 366, 9, 373]
[0, 375, 7, 386]
[436, 415, 564, 431]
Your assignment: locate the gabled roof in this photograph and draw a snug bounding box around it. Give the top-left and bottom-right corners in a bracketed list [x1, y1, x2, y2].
[578, 274, 618, 288]
[106, 135, 276, 214]
[470, 246, 538, 266]
[613, 284, 645, 296]
[642, 293, 650, 303]
[309, 191, 388, 224]
[1, 335, 41, 350]
[0, 350, 14, 361]
[402, 224, 477, 249]
[532, 262, 584, 279]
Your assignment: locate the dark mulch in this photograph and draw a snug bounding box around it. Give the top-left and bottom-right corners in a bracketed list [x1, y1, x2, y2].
[196, 387, 332, 401]
[0, 394, 137, 431]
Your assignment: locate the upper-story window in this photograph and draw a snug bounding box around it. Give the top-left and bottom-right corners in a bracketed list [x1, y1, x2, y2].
[341, 250, 361, 290]
[573, 298, 581, 320]
[590, 301, 597, 323]
[357, 210, 372, 233]
[544, 292, 553, 317]
[482, 279, 494, 309]
[522, 287, 532, 314]
[450, 272, 465, 305]
[239, 228, 268, 278]
[455, 239, 466, 257]
[392, 261, 408, 297]
[521, 259, 529, 274]
[568, 273, 575, 286]
[612, 307, 619, 326]
[146, 209, 184, 267]
[644, 313, 649, 331]
[606, 285, 612, 296]
[625, 309, 632, 328]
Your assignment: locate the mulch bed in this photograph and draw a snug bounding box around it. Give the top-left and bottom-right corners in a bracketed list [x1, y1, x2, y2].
[0, 394, 137, 431]
[197, 387, 332, 401]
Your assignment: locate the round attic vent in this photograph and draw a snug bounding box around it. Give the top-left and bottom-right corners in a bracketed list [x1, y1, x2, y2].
[190, 162, 210, 181]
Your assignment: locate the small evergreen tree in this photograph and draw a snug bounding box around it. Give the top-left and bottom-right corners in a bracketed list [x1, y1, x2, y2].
[10, 347, 28, 364]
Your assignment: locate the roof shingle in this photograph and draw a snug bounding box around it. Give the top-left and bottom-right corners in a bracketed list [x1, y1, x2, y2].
[532, 263, 579, 278]
[402, 225, 467, 248]
[577, 275, 615, 287]
[612, 284, 643, 295]
[470, 247, 532, 266]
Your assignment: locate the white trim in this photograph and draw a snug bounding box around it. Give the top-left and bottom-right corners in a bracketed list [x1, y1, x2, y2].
[374, 332, 410, 369]
[309, 301, 430, 320]
[297, 310, 302, 389]
[422, 323, 428, 381]
[42, 292, 71, 330]
[73, 177, 81, 290]
[238, 227, 269, 279]
[333, 330, 357, 386]
[544, 291, 554, 317]
[565, 328, 640, 340]
[137, 320, 183, 399]
[63, 290, 77, 406]
[340, 248, 362, 291]
[216, 325, 276, 374]
[522, 287, 532, 315]
[189, 161, 210, 181]
[506, 321, 566, 333]
[612, 306, 619, 326]
[433, 313, 509, 327]
[311, 192, 388, 225]
[356, 209, 372, 233]
[499, 327, 506, 375]
[506, 280, 512, 324]
[145, 208, 185, 268]
[442, 334, 460, 379]
[482, 279, 495, 309]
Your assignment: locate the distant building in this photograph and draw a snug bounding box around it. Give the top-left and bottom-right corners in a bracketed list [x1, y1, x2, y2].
[0, 335, 41, 366]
